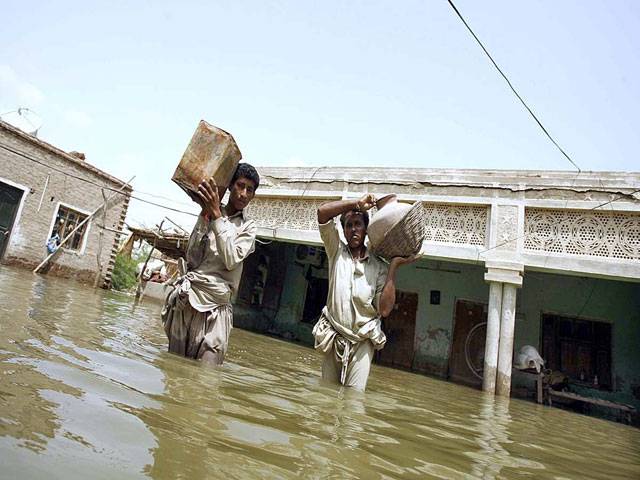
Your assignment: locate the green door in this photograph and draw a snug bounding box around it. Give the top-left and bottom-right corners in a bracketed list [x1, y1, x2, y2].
[0, 182, 24, 260]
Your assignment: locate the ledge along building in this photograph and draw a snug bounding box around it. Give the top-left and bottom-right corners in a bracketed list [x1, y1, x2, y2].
[232, 166, 640, 419]
[0, 120, 132, 287]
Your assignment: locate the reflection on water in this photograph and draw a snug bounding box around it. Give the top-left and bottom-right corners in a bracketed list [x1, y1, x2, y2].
[1, 265, 639, 479]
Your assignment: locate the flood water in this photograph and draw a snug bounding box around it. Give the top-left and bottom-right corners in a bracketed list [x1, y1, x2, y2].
[0, 265, 639, 479]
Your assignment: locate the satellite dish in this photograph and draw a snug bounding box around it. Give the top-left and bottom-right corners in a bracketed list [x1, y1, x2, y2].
[0, 108, 43, 136]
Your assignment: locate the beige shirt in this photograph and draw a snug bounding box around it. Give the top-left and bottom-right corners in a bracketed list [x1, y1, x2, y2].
[319, 219, 388, 335]
[183, 206, 257, 311]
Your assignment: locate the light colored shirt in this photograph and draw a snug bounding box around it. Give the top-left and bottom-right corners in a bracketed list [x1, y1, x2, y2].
[182, 206, 257, 311]
[319, 219, 388, 335]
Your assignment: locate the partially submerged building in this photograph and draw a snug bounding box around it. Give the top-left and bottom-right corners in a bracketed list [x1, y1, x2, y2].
[233, 167, 640, 417]
[0, 120, 131, 287]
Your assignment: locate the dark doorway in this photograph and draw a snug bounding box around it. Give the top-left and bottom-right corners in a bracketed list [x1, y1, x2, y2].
[237, 241, 288, 314]
[0, 182, 24, 260]
[302, 276, 328, 323]
[449, 299, 487, 388]
[376, 291, 419, 370]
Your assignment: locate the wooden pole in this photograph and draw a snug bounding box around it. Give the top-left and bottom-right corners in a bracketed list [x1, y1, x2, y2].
[135, 219, 164, 300]
[34, 177, 134, 274]
[163, 216, 188, 234]
[93, 188, 108, 288]
[37, 174, 50, 213]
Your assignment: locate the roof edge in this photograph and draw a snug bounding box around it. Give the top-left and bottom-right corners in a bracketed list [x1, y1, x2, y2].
[0, 120, 132, 189]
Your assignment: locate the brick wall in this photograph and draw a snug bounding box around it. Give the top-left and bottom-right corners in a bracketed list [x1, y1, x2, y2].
[0, 125, 130, 285]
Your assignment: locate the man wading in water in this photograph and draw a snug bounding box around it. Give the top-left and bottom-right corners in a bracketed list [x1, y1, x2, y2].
[162, 163, 259, 365]
[313, 194, 415, 390]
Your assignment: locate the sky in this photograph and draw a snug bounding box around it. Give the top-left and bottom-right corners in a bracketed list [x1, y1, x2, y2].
[1, 0, 639, 231]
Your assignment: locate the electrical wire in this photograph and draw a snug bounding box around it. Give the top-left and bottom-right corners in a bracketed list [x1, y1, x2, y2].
[129, 190, 196, 209]
[128, 196, 198, 217]
[446, 0, 581, 172]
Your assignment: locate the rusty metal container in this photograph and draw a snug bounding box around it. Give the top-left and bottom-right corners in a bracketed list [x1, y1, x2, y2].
[172, 120, 242, 199]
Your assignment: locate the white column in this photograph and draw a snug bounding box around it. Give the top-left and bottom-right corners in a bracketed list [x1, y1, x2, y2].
[484, 261, 523, 397]
[496, 283, 518, 397]
[483, 281, 503, 392]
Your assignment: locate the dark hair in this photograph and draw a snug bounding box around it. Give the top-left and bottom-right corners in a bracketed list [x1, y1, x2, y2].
[339, 210, 369, 229]
[231, 163, 260, 190]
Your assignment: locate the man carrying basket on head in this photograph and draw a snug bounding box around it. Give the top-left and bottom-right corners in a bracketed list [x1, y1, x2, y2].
[313, 194, 415, 391]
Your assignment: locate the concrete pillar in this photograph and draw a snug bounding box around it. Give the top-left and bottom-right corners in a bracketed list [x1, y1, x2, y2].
[482, 281, 503, 392]
[484, 260, 523, 397]
[496, 283, 518, 397]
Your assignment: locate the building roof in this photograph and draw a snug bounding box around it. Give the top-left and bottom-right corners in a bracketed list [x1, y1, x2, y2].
[256, 166, 640, 196]
[127, 225, 188, 259]
[0, 119, 131, 189]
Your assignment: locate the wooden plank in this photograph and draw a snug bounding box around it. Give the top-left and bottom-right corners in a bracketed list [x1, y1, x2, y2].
[548, 390, 636, 412]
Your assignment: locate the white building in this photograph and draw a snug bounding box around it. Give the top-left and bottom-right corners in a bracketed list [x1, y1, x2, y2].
[232, 166, 640, 417]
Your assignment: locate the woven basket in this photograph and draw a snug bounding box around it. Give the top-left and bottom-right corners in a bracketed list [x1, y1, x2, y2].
[370, 201, 426, 260]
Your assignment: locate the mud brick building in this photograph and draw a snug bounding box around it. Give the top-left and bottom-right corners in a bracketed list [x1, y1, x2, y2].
[0, 120, 131, 286]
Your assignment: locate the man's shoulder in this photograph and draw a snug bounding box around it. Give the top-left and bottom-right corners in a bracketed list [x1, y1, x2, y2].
[369, 253, 389, 271]
[239, 216, 257, 234]
[320, 220, 347, 246]
[228, 209, 256, 228]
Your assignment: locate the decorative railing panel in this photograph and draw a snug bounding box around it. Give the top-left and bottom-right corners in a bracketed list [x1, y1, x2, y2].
[247, 197, 489, 248]
[246, 197, 326, 232]
[524, 208, 640, 261]
[422, 203, 488, 247]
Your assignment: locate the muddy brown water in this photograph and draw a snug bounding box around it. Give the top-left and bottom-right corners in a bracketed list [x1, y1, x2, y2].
[0, 266, 638, 479]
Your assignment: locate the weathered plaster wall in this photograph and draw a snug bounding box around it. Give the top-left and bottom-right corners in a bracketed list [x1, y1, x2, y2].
[258, 167, 640, 205]
[0, 125, 129, 284]
[394, 259, 488, 377]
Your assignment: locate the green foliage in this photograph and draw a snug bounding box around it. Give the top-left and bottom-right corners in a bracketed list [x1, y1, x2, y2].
[111, 254, 138, 291]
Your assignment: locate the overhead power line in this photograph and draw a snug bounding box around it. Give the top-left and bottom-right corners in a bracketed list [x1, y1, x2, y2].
[446, 0, 582, 172]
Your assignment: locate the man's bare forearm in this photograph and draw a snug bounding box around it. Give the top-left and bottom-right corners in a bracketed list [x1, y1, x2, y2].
[317, 199, 360, 224]
[379, 261, 400, 318]
[379, 256, 417, 317]
[317, 194, 376, 224]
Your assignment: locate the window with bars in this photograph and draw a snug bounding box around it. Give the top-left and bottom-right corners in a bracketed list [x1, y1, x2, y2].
[541, 314, 612, 390]
[50, 205, 89, 252]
